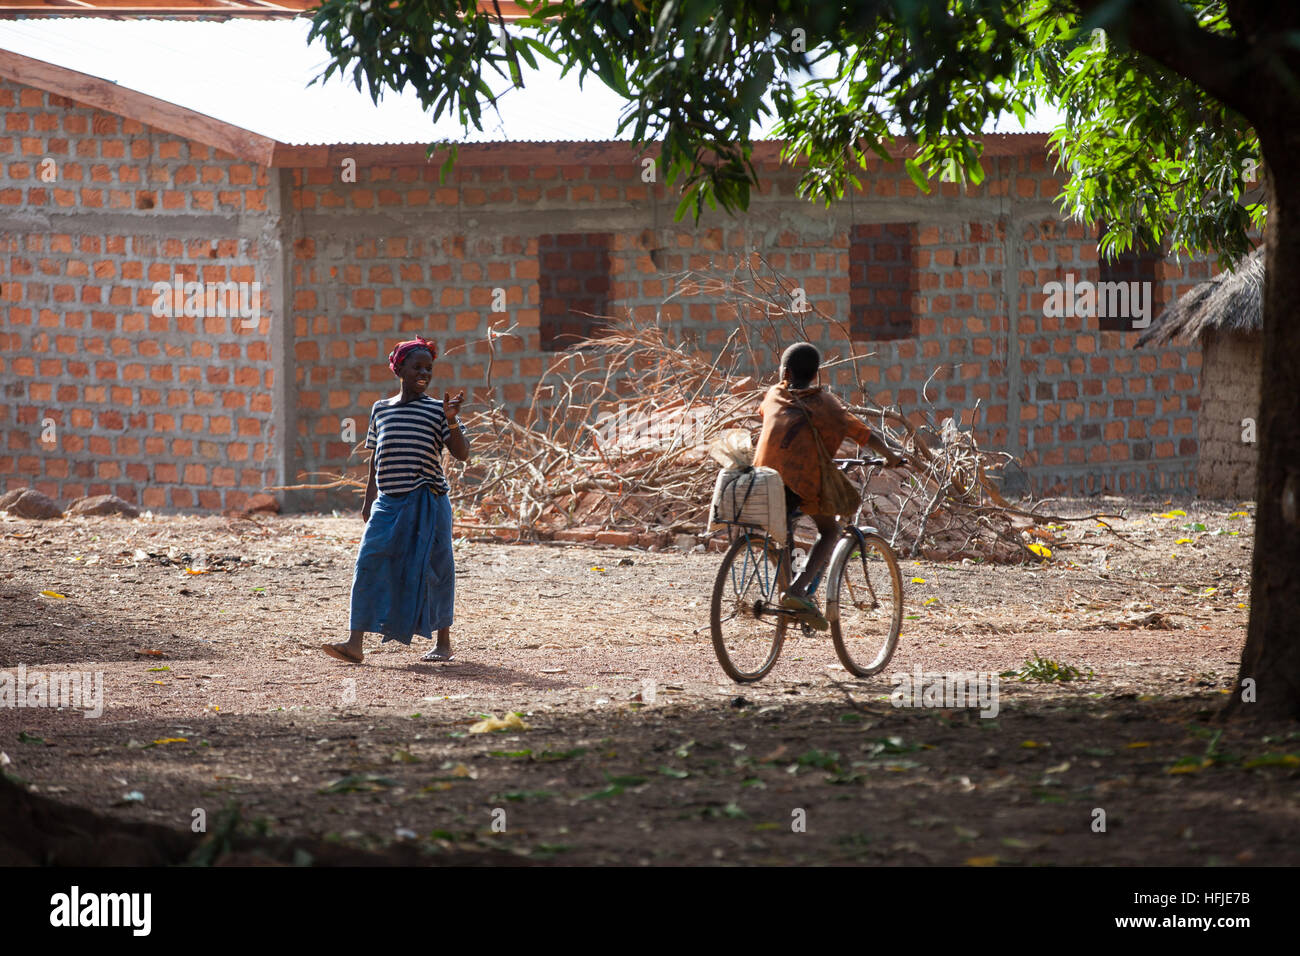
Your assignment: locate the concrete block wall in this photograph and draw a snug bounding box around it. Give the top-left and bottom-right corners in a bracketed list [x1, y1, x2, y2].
[1014, 215, 1204, 494]
[0, 77, 283, 511]
[2, 71, 1220, 513]
[596, 155, 1211, 497]
[286, 212, 542, 493]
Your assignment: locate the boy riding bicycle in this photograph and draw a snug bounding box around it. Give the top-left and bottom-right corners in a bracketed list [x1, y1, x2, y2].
[754, 342, 901, 631]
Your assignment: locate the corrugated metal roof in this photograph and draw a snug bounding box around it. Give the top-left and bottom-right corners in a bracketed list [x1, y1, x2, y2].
[0, 18, 1060, 147]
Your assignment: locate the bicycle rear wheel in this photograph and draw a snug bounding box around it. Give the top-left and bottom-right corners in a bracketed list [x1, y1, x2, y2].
[827, 531, 903, 677]
[710, 531, 788, 682]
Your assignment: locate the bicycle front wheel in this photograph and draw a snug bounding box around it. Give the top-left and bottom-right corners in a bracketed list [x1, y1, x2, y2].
[827, 531, 903, 677]
[710, 532, 788, 683]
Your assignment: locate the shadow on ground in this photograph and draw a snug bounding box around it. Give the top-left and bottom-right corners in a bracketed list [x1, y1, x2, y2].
[3, 692, 1297, 865]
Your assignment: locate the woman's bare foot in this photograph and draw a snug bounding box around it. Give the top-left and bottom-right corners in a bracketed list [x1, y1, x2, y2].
[421, 628, 453, 662]
[322, 641, 363, 663]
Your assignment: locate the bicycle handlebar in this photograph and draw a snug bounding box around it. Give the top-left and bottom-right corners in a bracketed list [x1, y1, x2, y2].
[834, 456, 908, 469]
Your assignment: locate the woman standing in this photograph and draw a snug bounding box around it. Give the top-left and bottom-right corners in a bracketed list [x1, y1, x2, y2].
[323, 335, 469, 664]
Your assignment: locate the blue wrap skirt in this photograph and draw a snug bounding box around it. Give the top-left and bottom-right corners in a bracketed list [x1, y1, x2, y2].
[348, 484, 454, 643]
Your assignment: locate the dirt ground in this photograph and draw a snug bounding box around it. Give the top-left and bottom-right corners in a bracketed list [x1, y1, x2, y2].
[2, 496, 1297, 865]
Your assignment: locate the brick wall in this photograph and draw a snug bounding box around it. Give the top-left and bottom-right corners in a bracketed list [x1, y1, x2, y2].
[1015, 215, 1204, 494]
[2, 73, 1220, 513]
[0, 78, 282, 511]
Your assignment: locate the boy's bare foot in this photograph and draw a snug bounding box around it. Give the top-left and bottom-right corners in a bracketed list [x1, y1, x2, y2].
[322, 642, 363, 663]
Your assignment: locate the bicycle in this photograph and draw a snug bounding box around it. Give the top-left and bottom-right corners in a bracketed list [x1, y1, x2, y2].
[709, 456, 906, 683]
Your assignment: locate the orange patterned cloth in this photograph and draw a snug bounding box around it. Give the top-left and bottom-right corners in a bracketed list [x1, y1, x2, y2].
[753, 384, 874, 516]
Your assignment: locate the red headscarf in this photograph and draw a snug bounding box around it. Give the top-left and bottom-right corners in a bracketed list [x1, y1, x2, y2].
[387, 336, 436, 375]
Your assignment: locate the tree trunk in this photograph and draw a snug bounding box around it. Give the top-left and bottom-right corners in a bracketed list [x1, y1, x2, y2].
[1107, 0, 1300, 719]
[1228, 142, 1300, 719]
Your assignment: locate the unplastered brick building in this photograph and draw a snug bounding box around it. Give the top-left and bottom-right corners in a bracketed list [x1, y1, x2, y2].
[1, 20, 1216, 514]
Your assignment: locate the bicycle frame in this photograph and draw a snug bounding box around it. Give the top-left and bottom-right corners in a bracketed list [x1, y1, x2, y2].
[710, 453, 904, 682]
[715, 522, 802, 623]
[726, 526, 780, 601]
[797, 456, 891, 623]
[824, 524, 875, 625]
[717, 453, 898, 625]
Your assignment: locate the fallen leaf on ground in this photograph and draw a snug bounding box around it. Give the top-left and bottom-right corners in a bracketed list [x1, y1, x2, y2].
[1242, 753, 1300, 768]
[319, 774, 397, 794]
[469, 712, 531, 734]
[1167, 758, 1213, 775]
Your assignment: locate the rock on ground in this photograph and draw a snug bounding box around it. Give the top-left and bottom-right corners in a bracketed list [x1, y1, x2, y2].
[65, 494, 140, 518]
[1, 490, 62, 519]
[246, 493, 280, 513]
[0, 488, 27, 511]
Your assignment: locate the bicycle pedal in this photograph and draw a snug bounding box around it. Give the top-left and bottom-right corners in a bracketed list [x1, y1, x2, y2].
[796, 609, 829, 632]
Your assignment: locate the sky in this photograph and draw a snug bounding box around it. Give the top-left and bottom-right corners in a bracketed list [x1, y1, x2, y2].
[0, 17, 1062, 145]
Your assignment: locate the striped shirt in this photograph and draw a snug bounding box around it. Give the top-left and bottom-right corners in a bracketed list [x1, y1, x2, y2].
[365, 395, 456, 495]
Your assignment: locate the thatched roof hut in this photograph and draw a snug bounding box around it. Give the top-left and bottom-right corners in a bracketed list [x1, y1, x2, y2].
[1137, 247, 1263, 346]
[1138, 247, 1262, 499]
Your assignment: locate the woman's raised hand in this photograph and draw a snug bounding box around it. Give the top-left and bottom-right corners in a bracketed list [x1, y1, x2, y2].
[443, 390, 466, 422]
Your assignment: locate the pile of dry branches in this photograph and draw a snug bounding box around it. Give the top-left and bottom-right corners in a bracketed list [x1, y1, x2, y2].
[849, 407, 1096, 561]
[453, 320, 761, 539]
[286, 257, 1117, 562]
